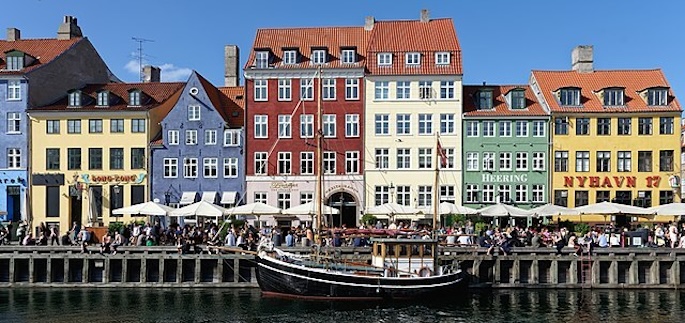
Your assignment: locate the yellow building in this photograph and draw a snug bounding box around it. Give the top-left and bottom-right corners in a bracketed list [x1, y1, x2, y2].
[531, 46, 682, 225]
[28, 80, 183, 234]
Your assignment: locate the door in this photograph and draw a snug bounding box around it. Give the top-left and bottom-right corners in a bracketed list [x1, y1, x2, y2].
[327, 192, 357, 228]
[70, 196, 82, 228]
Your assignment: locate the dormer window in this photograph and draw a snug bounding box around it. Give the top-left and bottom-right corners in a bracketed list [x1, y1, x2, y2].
[603, 88, 624, 106]
[96, 91, 109, 107]
[6, 55, 24, 71]
[647, 88, 668, 106]
[559, 87, 581, 106]
[283, 50, 297, 64]
[342, 49, 356, 64]
[311, 49, 327, 64]
[68, 90, 82, 107]
[405, 52, 421, 65]
[255, 51, 269, 68]
[435, 52, 450, 65]
[476, 90, 493, 110]
[510, 90, 526, 109]
[129, 90, 142, 106]
[378, 53, 392, 65]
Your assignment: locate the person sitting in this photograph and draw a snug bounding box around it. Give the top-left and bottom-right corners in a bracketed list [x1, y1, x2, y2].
[111, 232, 123, 255]
[100, 234, 112, 255]
[23, 232, 36, 246]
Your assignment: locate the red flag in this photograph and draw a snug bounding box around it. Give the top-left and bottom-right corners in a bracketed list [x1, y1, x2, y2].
[437, 139, 448, 168]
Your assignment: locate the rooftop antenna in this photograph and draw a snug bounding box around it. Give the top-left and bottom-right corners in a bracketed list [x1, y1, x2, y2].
[132, 37, 155, 82]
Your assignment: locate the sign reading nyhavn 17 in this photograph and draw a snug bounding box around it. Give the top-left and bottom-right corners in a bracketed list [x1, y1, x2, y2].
[563, 176, 662, 188]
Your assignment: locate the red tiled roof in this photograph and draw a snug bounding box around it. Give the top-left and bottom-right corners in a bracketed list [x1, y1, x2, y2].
[0, 38, 82, 74]
[218, 86, 245, 128]
[531, 69, 682, 113]
[463, 85, 547, 117]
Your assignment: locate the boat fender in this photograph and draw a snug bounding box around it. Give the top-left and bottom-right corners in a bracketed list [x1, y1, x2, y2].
[418, 267, 433, 277]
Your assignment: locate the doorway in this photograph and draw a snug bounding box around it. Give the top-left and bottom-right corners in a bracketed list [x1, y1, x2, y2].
[327, 192, 357, 228]
[6, 186, 20, 221]
[70, 196, 82, 228]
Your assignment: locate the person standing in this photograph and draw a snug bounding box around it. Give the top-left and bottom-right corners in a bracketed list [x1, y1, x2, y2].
[5, 221, 13, 245]
[16, 222, 26, 246]
[49, 225, 59, 246]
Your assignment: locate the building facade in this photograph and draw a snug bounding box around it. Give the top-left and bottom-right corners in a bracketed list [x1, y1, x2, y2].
[462, 85, 550, 213]
[532, 46, 682, 224]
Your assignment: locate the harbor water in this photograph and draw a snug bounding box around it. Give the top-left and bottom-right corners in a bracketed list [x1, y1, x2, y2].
[1, 288, 684, 322]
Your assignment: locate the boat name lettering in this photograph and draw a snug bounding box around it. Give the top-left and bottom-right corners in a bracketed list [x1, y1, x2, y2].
[481, 174, 528, 183]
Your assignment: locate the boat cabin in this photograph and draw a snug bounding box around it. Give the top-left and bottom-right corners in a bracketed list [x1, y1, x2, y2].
[370, 238, 439, 277]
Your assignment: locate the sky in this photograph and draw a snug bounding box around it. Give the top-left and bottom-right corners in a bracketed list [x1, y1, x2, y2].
[2, 0, 684, 101]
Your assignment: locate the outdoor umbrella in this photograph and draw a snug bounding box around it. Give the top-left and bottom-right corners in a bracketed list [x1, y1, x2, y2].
[476, 203, 531, 217]
[527, 203, 580, 217]
[224, 202, 281, 216]
[112, 201, 174, 216]
[365, 202, 422, 216]
[282, 201, 339, 215]
[647, 203, 685, 216]
[574, 201, 652, 216]
[437, 202, 479, 215]
[169, 200, 229, 219]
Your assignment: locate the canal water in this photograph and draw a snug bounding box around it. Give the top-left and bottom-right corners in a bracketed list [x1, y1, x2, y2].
[1, 288, 684, 322]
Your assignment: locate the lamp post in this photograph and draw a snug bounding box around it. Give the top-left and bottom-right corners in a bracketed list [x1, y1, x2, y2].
[113, 185, 121, 223]
[164, 191, 171, 206]
[389, 182, 395, 204]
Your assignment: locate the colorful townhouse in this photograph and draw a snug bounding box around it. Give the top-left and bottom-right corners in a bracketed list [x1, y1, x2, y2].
[531, 45, 682, 225]
[363, 10, 463, 215]
[243, 23, 370, 227]
[28, 69, 184, 233]
[462, 85, 550, 216]
[0, 16, 113, 223]
[150, 60, 245, 210]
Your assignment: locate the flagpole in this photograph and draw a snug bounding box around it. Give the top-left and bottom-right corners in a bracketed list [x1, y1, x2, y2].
[433, 133, 440, 237]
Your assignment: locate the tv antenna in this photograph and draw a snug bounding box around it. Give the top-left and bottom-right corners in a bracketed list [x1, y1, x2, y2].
[132, 37, 155, 82]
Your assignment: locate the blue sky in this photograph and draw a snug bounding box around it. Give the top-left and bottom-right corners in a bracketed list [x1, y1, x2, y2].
[2, 0, 683, 101]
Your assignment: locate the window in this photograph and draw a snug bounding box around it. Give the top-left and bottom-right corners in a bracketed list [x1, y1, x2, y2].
[110, 119, 124, 133]
[7, 112, 20, 133]
[168, 130, 179, 145]
[440, 81, 455, 99]
[483, 152, 495, 171]
[300, 152, 313, 175]
[88, 119, 102, 133]
[435, 52, 450, 65]
[300, 79, 313, 100]
[323, 79, 336, 100]
[482, 185, 495, 203]
[597, 118, 611, 135]
[596, 191, 610, 203]
[96, 91, 109, 106]
[183, 158, 198, 178]
[7, 80, 21, 100]
[375, 114, 389, 135]
[533, 152, 545, 171]
[660, 117, 674, 134]
[516, 152, 528, 171]
[277, 193, 291, 210]
[499, 152, 512, 171]
[417, 186, 432, 207]
[163, 158, 177, 178]
[660, 150, 674, 171]
[185, 130, 198, 145]
[576, 118, 590, 135]
[618, 118, 631, 135]
[555, 151, 569, 172]
[187, 105, 201, 121]
[419, 81, 433, 99]
[374, 81, 389, 100]
[300, 192, 313, 204]
[554, 190, 568, 207]
[635, 191, 652, 208]
[254, 115, 268, 138]
[396, 81, 411, 99]
[396, 186, 411, 206]
[603, 88, 624, 106]
[515, 185, 528, 203]
[283, 50, 297, 64]
[255, 51, 269, 68]
[132, 119, 145, 133]
[323, 151, 336, 174]
[323, 114, 336, 138]
[204, 130, 217, 145]
[444, 148, 456, 169]
[405, 52, 420, 65]
[498, 185, 511, 204]
[515, 121, 528, 137]
[559, 88, 580, 106]
[345, 79, 359, 100]
[465, 121, 479, 137]
[300, 114, 314, 138]
[576, 151, 589, 172]
[511, 90, 526, 109]
[638, 151, 652, 172]
[46, 120, 60, 134]
[278, 152, 291, 175]
[67, 119, 81, 134]
[397, 148, 411, 169]
[7, 148, 20, 169]
[554, 117, 568, 135]
[476, 90, 493, 110]
[397, 114, 411, 135]
[67, 148, 81, 170]
[638, 117, 653, 135]
[254, 80, 267, 101]
[342, 49, 356, 64]
[418, 148, 432, 169]
[311, 49, 327, 64]
[68, 91, 82, 107]
[377, 53, 392, 65]
[614, 191, 632, 205]
[109, 148, 124, 170]
[88, 148, 102, 170]
[6, 55, 24, 71]
[375, 186, 389, 206]
[419, 114, 433, 135]
[254, 152, 268, 175]
[466, 152, 479, 171]
[224, 158, 238, 178]
[276, 79, 291, 101]
[532, 185, 544, 203]
[465, 184, 479, 203]
[375, 148, 389, 169]
[660, 191, 674, 205]
[131, 148, 145, 169]
[440, 114, 455, 134]
[648, 88, 668, 106]
[575, 191, 589, 207]
[532, 121, 545, 137]
[345, 114, 359, 137]
[203, 158, 218, 178]
[481, 121, 495, 137]
[499, 121, 511, 137]
[46, 148, 60, 170]
[129, 90, 141, 106]
[346, 151, 359, 174]
[278, 115, 291, 138]
[596, 151, 611, 172]
[254, 192, 267, 204]
[617, 151, 631, 172]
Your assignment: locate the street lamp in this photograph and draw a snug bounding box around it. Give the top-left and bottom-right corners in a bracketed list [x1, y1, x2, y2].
[389, 182, 395, 203]
[113, 184, 122, 223]
[164, 191, 171, 206]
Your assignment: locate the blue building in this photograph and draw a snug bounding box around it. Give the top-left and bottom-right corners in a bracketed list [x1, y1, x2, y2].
[150, 71, 245, 211]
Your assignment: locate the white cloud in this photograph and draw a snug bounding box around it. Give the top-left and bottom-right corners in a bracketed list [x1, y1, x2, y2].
[123, 60, 192, 82]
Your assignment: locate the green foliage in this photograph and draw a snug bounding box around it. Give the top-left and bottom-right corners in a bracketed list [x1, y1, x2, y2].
[574, 222, 590, 235]
[361, 214, 378, 226]
[475, 221, 489, 235]
[108, 222, 124, 235]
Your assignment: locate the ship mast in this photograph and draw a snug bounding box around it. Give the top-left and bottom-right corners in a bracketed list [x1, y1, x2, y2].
[433, 134, 440, 237]
[315, 66, 323, 243]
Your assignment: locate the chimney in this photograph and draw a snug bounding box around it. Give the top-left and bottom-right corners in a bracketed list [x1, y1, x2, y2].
[224, 45, 239, 87]
[420, 9, 430, 23]
[6, 28, 20, 41]
[57, 15, 83, 40]
[571, 45, 594, 73]
[364, 16, 375, 31]
[142, 65, 161, 83]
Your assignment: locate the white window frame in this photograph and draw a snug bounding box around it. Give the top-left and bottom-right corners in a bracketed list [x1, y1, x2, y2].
[375, 148, 389, 169]
[255, 152, 268, 175]
[300, 79, 313, 100]
[374, 81, 389, 100]
[278, 152, 291, 175]
[163, 158, 178, 178]
[168, 130, 179, 145]
[300, 114, 314, 138]
[342, 49, 356, 64]
[418, 114, 433, 135]
[7, 112, 20, 134]
[516, 121, 529, 137]
[188, 105, 201, 121]
[7, 148, 20, 169]
[532, 184, 545, 203]
[532, 120, 546, 137]
[323, 78, 336, 100]
[499, 152, 512, 171]
[203, 157, 218, 178]
[418, 186, 432, 207]
[345, 151, 359, 174]
[377, 53, 392, 65]
[516, 152, 528, 171]
[482, 184, 495, 203]
[418, 148, 432, 169]
[499, 121, 512, 137]
[533, 152, 545, 171]
[183, 158, 198, 178]
[515, 184, 528, 203]
[483, 152, 495, 171]
[278, 115, 292, 138]
[375, 186, 389, 206]
[440, 114, 455, 134]
[324, 151, 336, 174]
[499, 185, 511, 204]
[255, 51, 269, 68]
[283, 50, 297, 65]
[444, 148, 455, 169]
[440, 81, 455, 99]
[397, 148, 411, 169]
[396, 114, 411, 135]
[278, 79, 292, 101]
[300, 152, 314, 175]
[435, 52, 450, 65]
[204, 130, 217, 145]
[223, 130, 241, 146]
[223, 158, 238, 178]
[323, 114, 336, 138]
[345, 114, 359, 137]
[185, 130, 198, 145]
[466, 121, 479, 137]
[466, 152, 479, 171]
[254, 115, 268, 138]
[396, 81, 411, 99]
[419, 81, 433, 99]
[345, 78, 359, 100]
[254, 79, 268, 101]
[128, 90, 141, 106]
[465, 184, 479, 203]
[311, 49, 327, 64]
[375, 114, 389, 135]
[405, 52, 421, 65]
[254, 192, 268, 204]
[482, 121, 495, 137]
[7, 80, 21, 100]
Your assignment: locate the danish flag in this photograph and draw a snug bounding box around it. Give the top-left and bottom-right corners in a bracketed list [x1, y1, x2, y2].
[437, 139, 448, 168]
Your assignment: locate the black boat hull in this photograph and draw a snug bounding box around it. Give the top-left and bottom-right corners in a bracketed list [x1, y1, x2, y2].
[256, 255, 465, 300]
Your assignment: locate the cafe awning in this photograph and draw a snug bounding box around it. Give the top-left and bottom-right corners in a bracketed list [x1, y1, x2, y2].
[179, 192, 197, 205]
[220, 191, 238, 205]
[201, 191, 217, 203]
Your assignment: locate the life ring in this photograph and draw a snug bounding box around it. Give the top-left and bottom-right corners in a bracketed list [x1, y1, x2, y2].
[418, 267, 433, 277]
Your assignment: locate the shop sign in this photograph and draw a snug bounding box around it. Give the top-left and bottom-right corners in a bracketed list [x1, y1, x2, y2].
[270, 182, 298, 191]
[563, 175, 661, 188]
[481, 173, 528, 183]
[325, 184, 359, 194]
[80, 173, 147, 184]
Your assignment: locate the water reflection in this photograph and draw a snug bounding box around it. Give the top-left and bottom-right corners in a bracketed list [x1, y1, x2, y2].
[0, 288, 683, 323]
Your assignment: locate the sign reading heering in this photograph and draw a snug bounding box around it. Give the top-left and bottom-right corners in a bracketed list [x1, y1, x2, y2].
[482, 174, 528, 183]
